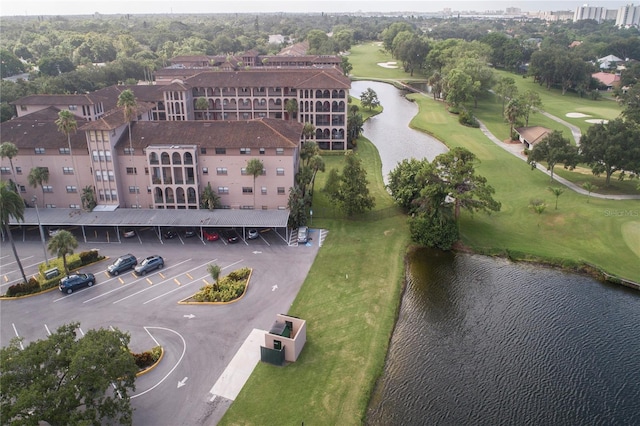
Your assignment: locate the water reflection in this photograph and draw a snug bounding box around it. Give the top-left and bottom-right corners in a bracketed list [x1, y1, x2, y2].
[351, 81, 448, 184]
[366, 248, 640, 425]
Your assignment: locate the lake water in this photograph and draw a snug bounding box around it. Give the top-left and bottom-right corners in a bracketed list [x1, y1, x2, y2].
[354, 81, 640, 425]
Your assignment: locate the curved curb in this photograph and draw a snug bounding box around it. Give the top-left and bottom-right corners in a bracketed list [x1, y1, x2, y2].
[177, 268, 252, 305]
[136, 347, 165, 377]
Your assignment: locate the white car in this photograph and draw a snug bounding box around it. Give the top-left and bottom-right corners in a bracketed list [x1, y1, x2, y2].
[248, 229, 259, 240]
[48, 228, 60, 237]
[123, 229, 136, 238]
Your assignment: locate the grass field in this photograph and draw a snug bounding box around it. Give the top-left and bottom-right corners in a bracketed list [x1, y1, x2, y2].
[221, 41, 640, 426]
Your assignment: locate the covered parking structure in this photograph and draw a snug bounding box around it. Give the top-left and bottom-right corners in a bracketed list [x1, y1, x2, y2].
[7, 208, 292, 244]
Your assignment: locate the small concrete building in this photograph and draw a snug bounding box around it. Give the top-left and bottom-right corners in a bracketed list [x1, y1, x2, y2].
[261, 314, 307, 365]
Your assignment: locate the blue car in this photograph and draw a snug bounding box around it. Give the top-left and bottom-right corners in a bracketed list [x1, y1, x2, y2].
[59, 273, 95, 294]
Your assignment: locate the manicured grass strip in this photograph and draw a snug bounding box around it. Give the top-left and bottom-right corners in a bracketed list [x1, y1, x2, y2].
[220, 140, 410, 425]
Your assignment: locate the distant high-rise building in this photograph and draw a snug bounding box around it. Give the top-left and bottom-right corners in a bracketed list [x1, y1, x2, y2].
[616, 4, 640, 28]
[573, 4, 609, 23]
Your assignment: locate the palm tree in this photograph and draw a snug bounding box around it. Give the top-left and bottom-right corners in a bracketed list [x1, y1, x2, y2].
[548, 187, 565, 210]
[195, 97, 209, 120]
[285, 99, 298, 120]
[47, 230, 78, 275]
[207, 264, 221, 291]
[302, 122, 315, 144]
[200, 183, 219, 210]
[0, 142, 19, 191]
[81, 185, 97, 211]
[0, 181, 28, 284]
[245, 158, 264, 207]
[55, 110, 81, 203]
[117, 89, 139, 207]
[504, 98, 522, 139]
[308, 154, 325, 197]
[28, 167, 49, 207]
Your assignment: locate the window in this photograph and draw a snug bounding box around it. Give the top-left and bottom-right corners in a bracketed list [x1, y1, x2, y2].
[95, 171, 102, 181]
[126, 167, 137, 175]
[145, 167, 149, 175]
[92, 150, 99, 161]
[69, 204, 80, 209]
[35, 148, 45, 154]
[65, 186, 77, 193]
[215, 148, 226, 155]
[259, 148, 265, 155]
[105, 151, 112, 162]
[68, 105, 77, 111]
[202, 167, 208, 175]
[261, 187, 267, 195]
[111, 190, 118, 201]
[147, 186, 152, 194]
[45, 204, 56, 208]
[16, 167, 21, 174]
[241, 168, 247, 175]
[108, 171, 115, 181]
[277, 187, 285, 195]
[98, 150, 105, 161]
[98, 189, 105, 201]
[242, 187, 253, 194]
[20, 105, 27, 111]
[240, 148, 251, 155]
[200, 147, 207, 154]
[276, 148, 284, 155]
[59, 147, 70, 155]
[129, 186, 139, 194]
[218, 186, 229, 194]
[62, 167, 74, 175]
[216, 167, 227, 175]
[276, 168, 285, 176]
[124, 147, 135, 155]
[19, 185, 26, 193]
[43, 185, 53, 193]
[0, 167, 10, 174]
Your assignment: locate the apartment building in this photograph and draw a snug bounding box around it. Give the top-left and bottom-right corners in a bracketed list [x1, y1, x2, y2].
[1, 105, 303, 211]
[156, 67, 350, 150]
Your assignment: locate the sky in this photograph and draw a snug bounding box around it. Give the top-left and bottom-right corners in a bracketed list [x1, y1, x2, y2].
[0, 0, 634, 16]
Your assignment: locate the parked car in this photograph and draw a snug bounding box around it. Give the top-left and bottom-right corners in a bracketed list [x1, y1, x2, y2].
[123, 229, 136, 238]
[48, 228, 61, 237]
[134, 255, 164, 275]
[59, 273, 95, 294]
[107, 254, 137, 276]
[202, 230, 219, 241]
[225, 231, 240, 244]
[163, 229, 178, 239]
[297, 226, 309, 244]
[247, 228, 259, 240]
[183, 228, 197, 238]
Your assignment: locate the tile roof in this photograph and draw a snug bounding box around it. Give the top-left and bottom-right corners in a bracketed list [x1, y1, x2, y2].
[11, 93, 96, 106]
[182, 68, 350, 89]
[0, 107, 88, 149]
[119, 118, 303, 150]
[515, 126, 553, 145]
[592, 72, 621, 86]
[78, 101, 156, 131]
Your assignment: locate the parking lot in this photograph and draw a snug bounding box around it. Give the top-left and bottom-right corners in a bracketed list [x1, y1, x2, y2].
[1, 225, 326, 425]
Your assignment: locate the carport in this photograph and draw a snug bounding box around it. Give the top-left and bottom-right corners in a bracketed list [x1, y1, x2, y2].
[7, 208, 291, 243]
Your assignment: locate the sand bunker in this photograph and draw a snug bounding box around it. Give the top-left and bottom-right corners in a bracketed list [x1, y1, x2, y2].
[585, 119, 609, 124]
[378, 61, 398, 69]
[566, 112, 590, 118]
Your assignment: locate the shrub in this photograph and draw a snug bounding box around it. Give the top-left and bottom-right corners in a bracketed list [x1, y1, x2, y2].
[132, 351, 154, 369]
[5, 277, 41, 297]
[79, 250, 99, 265]
[190, 268, 251, 302]
[458, 109, 479, 128]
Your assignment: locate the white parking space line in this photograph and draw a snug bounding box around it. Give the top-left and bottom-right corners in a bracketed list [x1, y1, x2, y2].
[11, 323, 24, 350]
[44, 324, 51, 336]
[69, 259, 192, 304]
[112, 260, 217, 305]
[142, 259, 244, 305]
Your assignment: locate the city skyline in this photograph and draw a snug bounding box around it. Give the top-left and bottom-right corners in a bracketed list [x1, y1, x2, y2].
[0, 0, 635, 17]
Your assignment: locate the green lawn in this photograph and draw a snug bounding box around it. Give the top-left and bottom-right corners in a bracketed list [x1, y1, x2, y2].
[220, 42, 640, 426]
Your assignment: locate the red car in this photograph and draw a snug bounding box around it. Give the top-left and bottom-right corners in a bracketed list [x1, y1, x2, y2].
[202, 230, 219, 241]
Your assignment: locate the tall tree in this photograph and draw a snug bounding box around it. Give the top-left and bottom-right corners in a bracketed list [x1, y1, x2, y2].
[195, 96, 209, 120]
[0, 322, 137, 426]
[494, 76, 518, 114]
[579, 118, 640, 186]
[620, 84, 640, 125]
[527, 131, 579, 182]
[360, 88, 380, 111]
[285, 98, 298, 120]
[245, 158, 264, 207]
[302, 122, 315, 143]
[519, 89, 542, 127]
[417, 147, 501, 221]
[387, 158, 429, 213]
[504, 98, 523, 138]
[47, 230, 78, 274]
[27, 166, 49, 207]
[329, 152, 375, 216]
[200, 182, 219, 210]
[428, 71, 444, 100]
[117, 89, 139, 206]
[55, 110, 81, 203]
[0, 141, 19, 190]
[0, 180, 28, 285]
